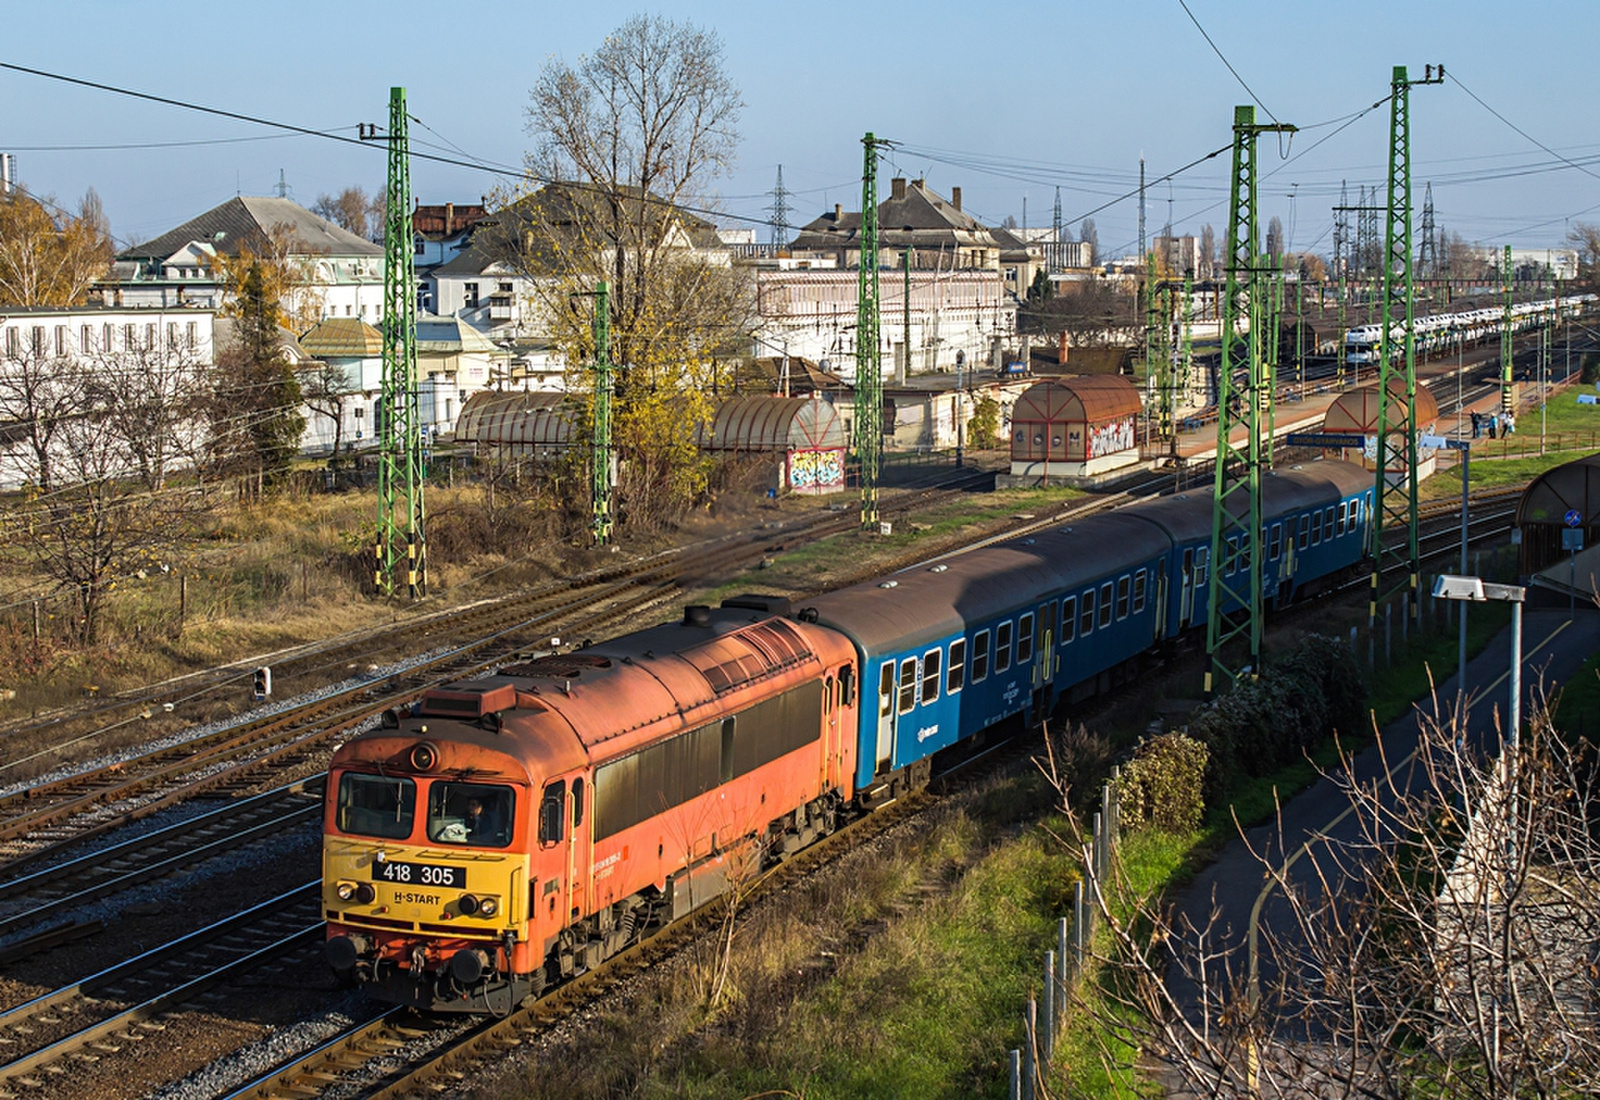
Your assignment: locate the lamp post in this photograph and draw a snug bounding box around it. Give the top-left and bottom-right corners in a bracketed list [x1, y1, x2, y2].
[1432, 574, 1526, 744]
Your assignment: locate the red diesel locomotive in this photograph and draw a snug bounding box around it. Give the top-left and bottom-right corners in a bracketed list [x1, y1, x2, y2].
[322, 597, 857, 1012]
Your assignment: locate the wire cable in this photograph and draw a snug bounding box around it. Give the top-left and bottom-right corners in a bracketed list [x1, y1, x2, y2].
[1175, 0, 1277, 122]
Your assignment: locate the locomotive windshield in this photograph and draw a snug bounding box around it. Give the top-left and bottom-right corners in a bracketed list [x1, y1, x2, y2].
[427, 782, 515, 847]
[335, 773, 416, 839]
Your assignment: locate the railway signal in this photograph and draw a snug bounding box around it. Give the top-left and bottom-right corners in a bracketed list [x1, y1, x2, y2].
[252, 666, 272, 700]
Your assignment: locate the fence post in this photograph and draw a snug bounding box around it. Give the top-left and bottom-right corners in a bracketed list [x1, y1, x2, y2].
[1058, 916, 1070, 993]
[1073, 880, 1086, 966]
[1023, 999, 1037, 1100]
[1092, 810, 1104, 883]
[1043, 949, 1057, 1062]
[1349, 625, 1358, 652]
[31, 599, 39, 642]
[1385, 602, 1393, 666]
[1009, 1050, 1021, 1100]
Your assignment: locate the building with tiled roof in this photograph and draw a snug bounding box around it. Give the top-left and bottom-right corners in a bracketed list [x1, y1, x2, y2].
[789, 178, 1005, 270]
[102, 196, 384, 325]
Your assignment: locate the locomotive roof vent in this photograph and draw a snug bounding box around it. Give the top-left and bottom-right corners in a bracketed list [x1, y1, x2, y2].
[878, 580, 898, 589]
[418, 679, 517, 718]
[928, 564, 948, 573]
[721, 594, 793, 618]
[683, 605, 712, 627]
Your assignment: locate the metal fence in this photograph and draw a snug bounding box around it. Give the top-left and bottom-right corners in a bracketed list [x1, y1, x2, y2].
[1008, 772, 1121, 1100]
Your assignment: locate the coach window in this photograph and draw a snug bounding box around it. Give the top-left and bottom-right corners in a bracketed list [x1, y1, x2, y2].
[538, 780, 566, 846]
[1098, 581, 1114, 629]
[1311, 510, 1323, 545]
[1016, 613, 1034, 664]
[1298, 514, 1311, 550]
[1325, 506, 1336, 536]
[995, 621, 1013, 673]
[1061, 596, 1076, 643]
[1079, 589, 1095, 636]
[1116, 575, 1131, 619]
[1132, 569, 1147, 614]
[921, 648, 941, 706]
[1336, 502, 1347, 536]
[898, 657, 917, 715]
[878, 663, 895, 723]
[971, 629, 990, 683]
[1195, 546, 1210, 588]
[1270, 523, 1283, 559]
[1225, 536, 1239, 575]
[947, 639, 966, 694]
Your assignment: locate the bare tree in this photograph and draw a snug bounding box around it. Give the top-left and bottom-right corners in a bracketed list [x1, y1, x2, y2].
[1200, 224, 1217, 276]
[299, 360, 357, 457]
[483, 13, 755, 529]
[1059, 694, 1600, 1099]
[1568, 221, 1600, 297]
[312, 187, 384, 241]
[94, 338, 211, 491]
[1079, 218, 1099, 263]
[1266, 215, 1285, 259]
[0, 334, 83, 492]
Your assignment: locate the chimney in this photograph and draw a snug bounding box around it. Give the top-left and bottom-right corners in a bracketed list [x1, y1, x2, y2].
[834, 203, 842, 221]
[891, 177, 907, 200]
[1058, 330, 1069, 364]
[951, 187, 962, 212]
[445, 202, 454, 235]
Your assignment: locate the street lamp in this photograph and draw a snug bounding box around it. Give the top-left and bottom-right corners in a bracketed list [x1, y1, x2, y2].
[1432, 574, 1526, 744]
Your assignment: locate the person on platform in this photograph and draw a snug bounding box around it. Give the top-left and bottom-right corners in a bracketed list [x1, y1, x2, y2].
[1471, 410, 1482, 438]
[1505, 411, 1516, 435]
[1488, 413, 1499, 439]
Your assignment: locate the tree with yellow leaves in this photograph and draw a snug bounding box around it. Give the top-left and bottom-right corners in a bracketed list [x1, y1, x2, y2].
[0, 188, 112, 307]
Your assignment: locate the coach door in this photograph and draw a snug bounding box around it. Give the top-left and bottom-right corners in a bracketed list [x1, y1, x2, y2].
[1031, 601, 1056, 716]
[875, 661, 896, 776]
[1179, 548, 1196, 628]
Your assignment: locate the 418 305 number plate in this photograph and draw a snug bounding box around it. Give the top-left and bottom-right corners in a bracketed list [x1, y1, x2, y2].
[372, 859, 465, 888]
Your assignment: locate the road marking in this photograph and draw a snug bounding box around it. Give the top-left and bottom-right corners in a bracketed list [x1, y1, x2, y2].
[1245, 618, 1573, 1005]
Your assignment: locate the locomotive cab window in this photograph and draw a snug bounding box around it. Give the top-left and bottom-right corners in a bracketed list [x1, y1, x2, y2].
[995, 621, 1013, 673]
[971, 629, 990, 683]
[1017, 613, 1034, 664]
[427, 781, 515, 847]
[538, 780, 566, 846]
[947, 639, 965, 694]
[336, 772, 415, 840]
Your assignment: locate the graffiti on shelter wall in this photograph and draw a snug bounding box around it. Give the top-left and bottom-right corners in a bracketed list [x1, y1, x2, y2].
[790, 448, 845, 493]
[1087, 417, 1134, 458]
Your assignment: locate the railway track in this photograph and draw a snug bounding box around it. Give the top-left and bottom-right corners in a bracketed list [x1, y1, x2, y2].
[0, 468, 994, 861]
[0, 885, 324, 1097]
[0, 778, 322, 943]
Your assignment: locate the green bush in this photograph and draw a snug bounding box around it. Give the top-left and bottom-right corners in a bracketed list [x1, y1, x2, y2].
[1115, 731, 1208, 833]
[1187, 633, 1366, 803]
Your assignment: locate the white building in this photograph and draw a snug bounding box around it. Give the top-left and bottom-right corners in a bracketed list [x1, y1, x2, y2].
[104, 196, 385, 324]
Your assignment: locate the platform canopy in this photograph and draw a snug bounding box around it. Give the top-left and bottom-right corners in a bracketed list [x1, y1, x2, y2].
[454, 390, 577, 453]
[1011, 375, 1142, 462]
[697, 395, 844, 453]
[1322, 379, 1439, 435]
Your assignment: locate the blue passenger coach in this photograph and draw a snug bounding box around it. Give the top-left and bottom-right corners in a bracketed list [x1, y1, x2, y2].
[802, 513, 1168, 805]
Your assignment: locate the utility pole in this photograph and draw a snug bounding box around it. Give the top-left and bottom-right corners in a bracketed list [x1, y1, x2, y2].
[1052, 186, 1063, 273]
[1137, 155, 1147, 265]
[1501, 243, 1515, 415]
[1206, 105, 1296, 697]
[374, 87, 425, 599]
[855, 133, 890, 530]
[591, 281, 613, 546]
[1369, 63, 1442, 628]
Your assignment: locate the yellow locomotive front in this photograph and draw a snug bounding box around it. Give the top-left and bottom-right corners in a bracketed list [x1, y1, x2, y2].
[322, 696, 559, 1014]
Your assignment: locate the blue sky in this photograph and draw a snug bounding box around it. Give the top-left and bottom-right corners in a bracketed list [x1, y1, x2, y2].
[3, 1, 1596, 258]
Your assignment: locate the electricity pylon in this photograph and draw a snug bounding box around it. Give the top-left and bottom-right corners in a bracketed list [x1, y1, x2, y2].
[1369, 64, 1442, 627]
[375, 87, 425, 599]
[1206, 105, 1295, 696]
[855, 133, 891, 530]
[591, 282, 613, 546]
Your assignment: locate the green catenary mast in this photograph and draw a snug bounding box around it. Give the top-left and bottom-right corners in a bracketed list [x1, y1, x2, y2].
[855, 133, 886, 529]
[1368, 64, 1441, 626]
[1205, 105, 1295, 696]
[591, 281, 613, 546]
[376, 86, 425, 599]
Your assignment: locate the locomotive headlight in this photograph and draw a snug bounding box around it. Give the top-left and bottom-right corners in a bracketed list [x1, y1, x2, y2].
[479, 896, 499, 917]
[336, 881, 356, 901]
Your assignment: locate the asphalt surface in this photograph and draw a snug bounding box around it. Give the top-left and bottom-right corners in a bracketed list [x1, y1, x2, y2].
[1172, 597, 1600, 1013]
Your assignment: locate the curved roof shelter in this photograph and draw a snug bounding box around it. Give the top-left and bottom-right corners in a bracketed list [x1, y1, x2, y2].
[1322, 379, 1440, 435]
[1011, 376, 1142, 463]
[454, 390, 578, 453]
[1516, 453, 1600, 574]
[698, 396, 844, 452]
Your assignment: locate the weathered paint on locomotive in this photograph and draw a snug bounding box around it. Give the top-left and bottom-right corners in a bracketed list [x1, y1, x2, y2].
[324, 604, 857, 1012]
